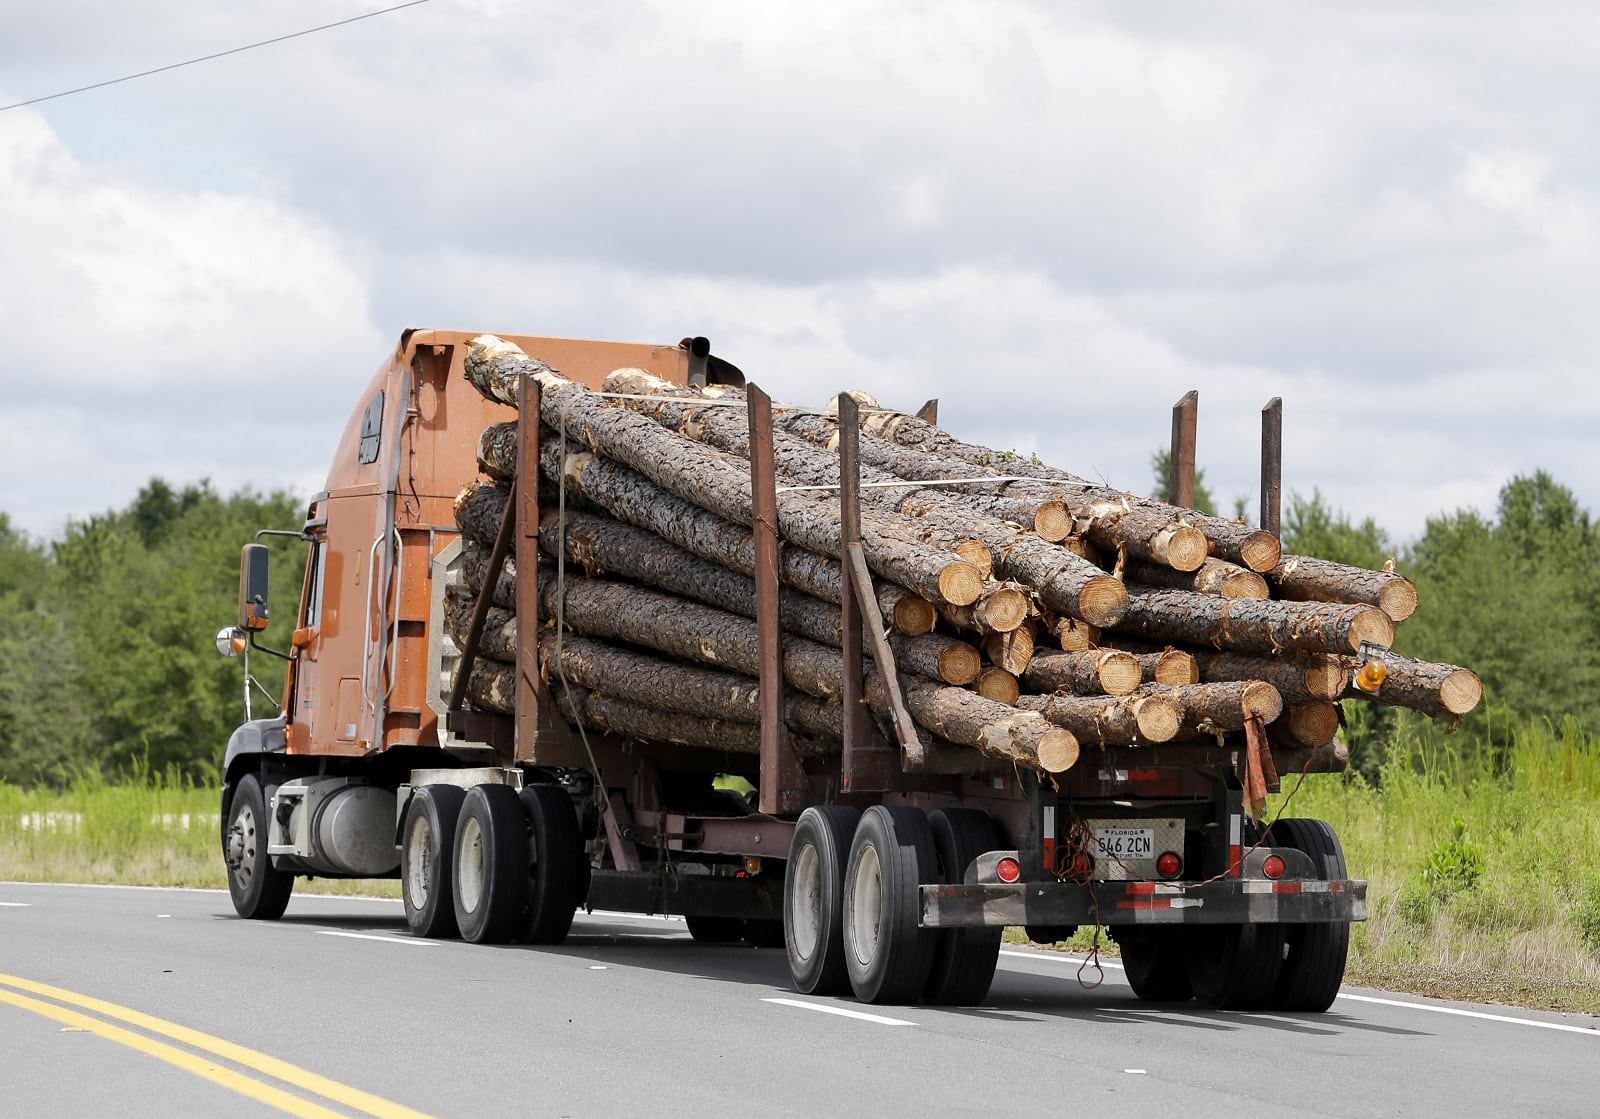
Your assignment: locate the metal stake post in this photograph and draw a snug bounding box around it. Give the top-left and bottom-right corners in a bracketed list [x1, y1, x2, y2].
[1170, 390, 1198, 509]
[1260, 397, 1283, 536]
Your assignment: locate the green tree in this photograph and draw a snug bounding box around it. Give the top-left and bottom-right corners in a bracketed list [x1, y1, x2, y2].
[1280, 490, 1391, 569]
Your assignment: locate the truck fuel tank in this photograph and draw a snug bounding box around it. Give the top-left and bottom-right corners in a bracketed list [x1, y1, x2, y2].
[268, 779, 399, 877]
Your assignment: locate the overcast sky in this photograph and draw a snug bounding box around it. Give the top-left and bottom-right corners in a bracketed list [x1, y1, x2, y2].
[3, 1, 1596, 544]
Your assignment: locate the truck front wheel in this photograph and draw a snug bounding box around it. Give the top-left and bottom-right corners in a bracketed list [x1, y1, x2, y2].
[223, 774, 293, 921]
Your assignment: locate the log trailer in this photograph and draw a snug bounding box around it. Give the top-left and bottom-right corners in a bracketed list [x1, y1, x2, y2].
[216, 327, 1366, 1010]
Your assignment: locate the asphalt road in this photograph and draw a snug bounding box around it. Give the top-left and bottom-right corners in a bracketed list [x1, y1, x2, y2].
[2, 882, 1596, 1118]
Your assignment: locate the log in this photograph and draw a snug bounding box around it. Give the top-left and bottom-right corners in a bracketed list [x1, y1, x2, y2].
[601, 374, 1128, 626]
[522, 434, 935, 634]
[937, 582, 1032, 635]
[1278, 701, 1341, 749]
[1158, 681, 1284, 737]
[983, 624, 1036, 675]
[1348, 658, 1483, 718]
[1048, 616, 1100, 652]
[953, 539, 995, 579]
[975, 668, 1021, 705]
[1125, 557, 1269, 599]
[1017, 692, 1183, 745]
[1269, 554, 1418, 622]
[556, 685, 837, 758]
[881, 677, 1079, 773]
[832, 405, 1282, 571]
[1022, 650, 1142, 697]
[1197, 651, 1348, 704]
[1114, 587, 1396, 655]
[466, 339, 985, 608]
[890, 633, 984, 687]
[1131, 650, 1198, 686]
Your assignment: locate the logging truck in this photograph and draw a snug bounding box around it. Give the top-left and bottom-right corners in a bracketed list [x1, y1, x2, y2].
[215, 326, 1368, 1011]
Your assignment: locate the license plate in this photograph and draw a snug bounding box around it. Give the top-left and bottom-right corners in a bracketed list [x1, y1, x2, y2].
[1092, 827, 1155, 862]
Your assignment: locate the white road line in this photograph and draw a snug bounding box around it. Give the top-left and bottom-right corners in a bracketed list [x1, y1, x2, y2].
[1000, 949, 1125, 970]
[762, 998, 915, 1026]
[0, 902, 32, 908]
[316, 931, 434, 947]
[1337, 993, 1600, 1037]
[0, 881, 398, 902]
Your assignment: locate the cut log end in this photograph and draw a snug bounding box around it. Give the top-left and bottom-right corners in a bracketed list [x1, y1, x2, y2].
[1077, 575, 1129, 627]
[938, 643, 984, 687]
[984, 626, 1037, 675]
[1440, 669, 1483, 716]
[1303, 657, 1347, 701]
[1037, 728, 1080, 773]
[1054, 618, 1100, 652]
[976, 668, 1021, 705]
[1221, 571, 1270, 599]
[1238, 530, 1282, 573]
[1096, 650, 1142, 696]
[1345, 607, 1397, 652]
[1379, 577, 1420, 622]
[979, 586, 1032, 634]
[1032, 502, 1073, 543]
[1152, 650, 1198, 686]
[1160, 525, 1211, 573]
[892, 595, 938, 636]
[937, 560, 986, 608]
[1240, 680, 1285, 724]
[1132, 696, 1182, 743]
[1285, 701, 1340, 748]
[953, 539, 995, 579]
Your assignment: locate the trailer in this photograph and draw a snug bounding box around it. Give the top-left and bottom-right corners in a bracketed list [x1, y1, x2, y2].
[216, 327, 1365, 1011]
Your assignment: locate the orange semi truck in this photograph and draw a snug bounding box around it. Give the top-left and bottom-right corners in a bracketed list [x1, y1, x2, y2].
[216, 327, 1365, 1010]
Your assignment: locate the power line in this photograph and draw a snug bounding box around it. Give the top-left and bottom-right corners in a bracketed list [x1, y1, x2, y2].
[0, 0, 436, 114]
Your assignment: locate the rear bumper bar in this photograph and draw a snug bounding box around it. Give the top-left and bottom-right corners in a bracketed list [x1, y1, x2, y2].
[920, 878, 1367, 928]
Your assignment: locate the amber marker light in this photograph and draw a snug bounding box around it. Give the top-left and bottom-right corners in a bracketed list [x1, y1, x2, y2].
[1354, 659, 1388, 693]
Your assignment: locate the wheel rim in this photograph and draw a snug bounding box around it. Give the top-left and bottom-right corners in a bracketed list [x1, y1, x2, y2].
[227, 804, 256, 890]
[846, 844, 883, 968]
[405, 815, 433, 911]
[457, 816, 486, 914]
[788, 842, 823, 962]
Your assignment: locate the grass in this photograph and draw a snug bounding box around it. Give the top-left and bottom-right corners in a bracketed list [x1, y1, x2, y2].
[5, 717, 1599, 1011]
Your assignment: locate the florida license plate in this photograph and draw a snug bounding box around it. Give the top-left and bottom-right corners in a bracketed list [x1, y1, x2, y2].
[1092, 827, 1155, 862]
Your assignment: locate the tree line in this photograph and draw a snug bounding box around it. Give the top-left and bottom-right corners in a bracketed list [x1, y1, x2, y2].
[1, 467, 1595, 787]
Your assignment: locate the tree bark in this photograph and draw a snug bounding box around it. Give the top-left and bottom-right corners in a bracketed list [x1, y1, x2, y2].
[466, 338, 985, 607]
[883, 677, 1078, 773]
[1126, 557, 1268, 599]
[1269, 555, 1418, 622]
[1153, 680, 1283, 738]
[1197, 651, 1348, 704]
[1347, 658, 1483, 718]
[601, 373, 1128, 626]
[1113, 587, 1395, 655]
[1022, 649, 1142, 697]
[551, 684, 838, 758]
[1017, 692, 1183, 745]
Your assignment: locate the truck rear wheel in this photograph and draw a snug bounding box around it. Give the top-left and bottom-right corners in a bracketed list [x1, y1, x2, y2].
[843, 806, 938, 1005]
[453, 784, 531, 944]
[1115, 928, 1193, 1002]
[1186, 922, 1285, 1010]
[1267, 817, 1350, 1012]
[402, 785, 465, 938]
[223, 774, 293, 921]
[784, 805, 860, 995]
[518, 784, 585, 945]
[923, 808, 1003, 1006]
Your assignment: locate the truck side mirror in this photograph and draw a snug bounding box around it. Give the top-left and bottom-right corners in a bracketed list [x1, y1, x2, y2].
[238, 544, 271, 631]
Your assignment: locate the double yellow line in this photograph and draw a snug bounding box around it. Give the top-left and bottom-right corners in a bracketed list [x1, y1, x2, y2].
[0, 972, 433, 1118]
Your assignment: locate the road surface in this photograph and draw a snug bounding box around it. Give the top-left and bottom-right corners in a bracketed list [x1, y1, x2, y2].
[2, 881, 1595, 1117]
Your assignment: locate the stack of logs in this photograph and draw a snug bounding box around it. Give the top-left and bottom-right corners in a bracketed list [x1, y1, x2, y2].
[449, 335, 1483, 782]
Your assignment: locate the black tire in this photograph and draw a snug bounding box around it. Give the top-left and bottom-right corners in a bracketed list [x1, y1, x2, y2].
[1116, 928, 1193, 1002]
[842, 806, 939, 1005]
[743, 919, 786, 948]
[223, 774, 294, 920]
[1186, 922, 1286, 1010]
[783, 805, 861, 995]
[401, 784, 465, 938]
[686, 915, 746, 943]
[1267, 817, 1351, 1012]
[452, 784, 530, 944]
[518, 784, 586, 945]
[923, 809, 1003, 1006]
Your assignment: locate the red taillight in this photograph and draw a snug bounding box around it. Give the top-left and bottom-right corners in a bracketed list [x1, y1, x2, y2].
[1263, 854, 1286, 880]
[995, 856, 1022, 883]
[1155, 851, 1182, 879]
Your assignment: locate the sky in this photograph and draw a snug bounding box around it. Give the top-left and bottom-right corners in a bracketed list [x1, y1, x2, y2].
[2, 0, 1596, 544]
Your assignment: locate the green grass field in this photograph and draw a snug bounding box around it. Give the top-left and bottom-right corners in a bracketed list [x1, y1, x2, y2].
[4, 719, 1598, 1011]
